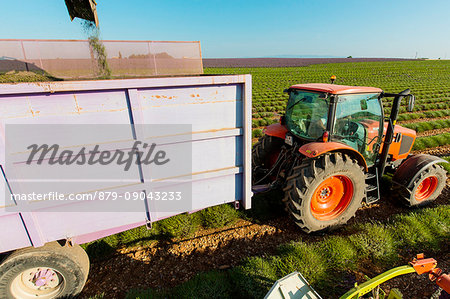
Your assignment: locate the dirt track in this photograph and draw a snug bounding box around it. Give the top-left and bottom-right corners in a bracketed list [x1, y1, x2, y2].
[412, 144, 450, 156]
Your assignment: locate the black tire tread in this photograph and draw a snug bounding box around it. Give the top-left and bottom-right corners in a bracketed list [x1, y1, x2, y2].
[284, 153, 365, 233]
[397, 164, 447, 207]
[0, 242, 89, 298]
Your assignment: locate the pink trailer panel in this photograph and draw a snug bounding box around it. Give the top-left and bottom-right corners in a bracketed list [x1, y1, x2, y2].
[0, 75, 252, 251]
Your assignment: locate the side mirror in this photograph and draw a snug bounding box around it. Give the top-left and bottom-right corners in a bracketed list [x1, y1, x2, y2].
[283, 89, 290, 93]
[407, 95, 415, 112]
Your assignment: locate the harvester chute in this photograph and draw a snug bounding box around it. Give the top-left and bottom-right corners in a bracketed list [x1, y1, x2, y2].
[65, 0, 99, 27]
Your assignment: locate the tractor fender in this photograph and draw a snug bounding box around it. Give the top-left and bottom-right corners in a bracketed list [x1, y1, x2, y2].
[392, 154, 448, 188]
[298, 142, 368, 171]
[264, 123, 288, 140]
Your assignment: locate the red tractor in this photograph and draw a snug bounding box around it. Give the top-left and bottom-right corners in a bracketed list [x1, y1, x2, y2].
[252, 81, 448, 233]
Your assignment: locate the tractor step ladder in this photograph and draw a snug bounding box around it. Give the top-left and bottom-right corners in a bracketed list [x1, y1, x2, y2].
[365, 168, 380, 204]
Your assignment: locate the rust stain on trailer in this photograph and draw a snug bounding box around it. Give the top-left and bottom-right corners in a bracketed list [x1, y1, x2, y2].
[5, 101, 128, 120]
[195, 94, 204, 101]
[32, 82, 50, 92]
[141, 127, 237, 141]
[142, 99, 237, 108]
[188, 93, 204, 101]
[28, 101, 37, 117]
[29, 108, 40, 117]
[4, 108, 128, 120]
[193, 127, 236, 133]
[144, 95, 177, 101]
[32, 81, 64, 93]
[103, 108, 128, 112]
[73, 94, 82, 114]
[0, 203, 16, 209]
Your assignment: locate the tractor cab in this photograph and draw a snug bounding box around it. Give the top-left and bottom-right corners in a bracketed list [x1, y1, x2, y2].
[285, 83, 383, 165]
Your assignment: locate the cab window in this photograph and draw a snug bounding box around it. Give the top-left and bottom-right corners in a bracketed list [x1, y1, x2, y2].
[333, 93, 382, 165]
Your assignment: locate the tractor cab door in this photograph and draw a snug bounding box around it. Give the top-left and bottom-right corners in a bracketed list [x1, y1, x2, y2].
[332, 93, 383, 166]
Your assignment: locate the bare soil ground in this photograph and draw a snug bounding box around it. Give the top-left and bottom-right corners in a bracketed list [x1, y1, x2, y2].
[399, 115, 450, 125]
[80, 184, 449, 299]
[412, 144, 450, 156]
[417, 127, 450, 137]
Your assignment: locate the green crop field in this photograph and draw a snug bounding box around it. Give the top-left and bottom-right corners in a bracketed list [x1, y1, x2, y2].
[205, 60, 450, 149]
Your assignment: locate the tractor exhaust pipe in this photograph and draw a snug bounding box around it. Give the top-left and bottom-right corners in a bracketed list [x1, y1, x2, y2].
[378, 89, 410, 176]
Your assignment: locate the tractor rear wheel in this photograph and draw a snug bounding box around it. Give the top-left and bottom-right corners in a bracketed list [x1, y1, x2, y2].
[398, 164, 446, 206]
[283, 153, 365, 233]
[252, 135, 284, 184]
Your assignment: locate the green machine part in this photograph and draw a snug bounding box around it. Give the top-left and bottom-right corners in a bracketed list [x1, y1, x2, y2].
[339, 265, 416, 299]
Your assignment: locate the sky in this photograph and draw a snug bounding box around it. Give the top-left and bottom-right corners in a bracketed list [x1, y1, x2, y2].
[0, 0, 449, 59]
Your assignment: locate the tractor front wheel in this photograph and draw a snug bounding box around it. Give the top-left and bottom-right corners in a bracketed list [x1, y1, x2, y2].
[283, 153, 365, 233]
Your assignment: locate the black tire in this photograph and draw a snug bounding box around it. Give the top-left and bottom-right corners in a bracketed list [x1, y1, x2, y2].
[252, 135, 284, 183]
[283, 153, 365, 233]
[0, 242, 89, 299]
[397, 164, 447, 207]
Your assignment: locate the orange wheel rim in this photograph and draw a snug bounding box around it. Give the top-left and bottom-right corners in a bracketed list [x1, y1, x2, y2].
[311, 175, 353, 221]
[415, 176, 438, 201]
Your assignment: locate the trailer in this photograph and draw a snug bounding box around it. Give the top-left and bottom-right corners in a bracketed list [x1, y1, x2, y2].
[0, 74, 252, 298]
